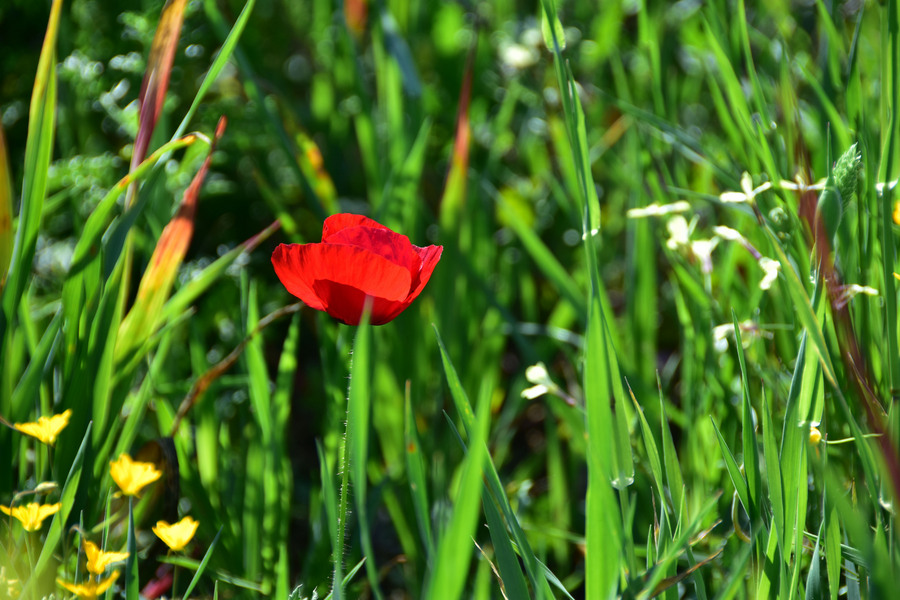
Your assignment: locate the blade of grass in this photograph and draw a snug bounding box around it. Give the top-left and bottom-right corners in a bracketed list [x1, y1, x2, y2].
[0, 0, 61, 343]
[424, 377, 488, 600]
[181, 527, 222, 598]
[116, 118, 226, 366]
[347, 301, 383, 599]
[171, 0, 255, 140]
[731, 312, 761, 526]
[434, 326, 552, 597]
[711, 418, 750, 519]
[0, 124, 12, 288]
[483, 487, 530, 600]
[404, 381, 434, 556]
[130, 0, 188, 184]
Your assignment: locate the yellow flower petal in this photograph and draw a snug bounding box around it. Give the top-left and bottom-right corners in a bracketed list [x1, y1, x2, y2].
[809, 427, 823, 445]
[57, 571, 119, 599]
[83, 540, 129, 575]
[152, 515, 199, 552]
[13, 409, 72, 445]
[0, 502, 61, 531]
[109, 453, 161, 497]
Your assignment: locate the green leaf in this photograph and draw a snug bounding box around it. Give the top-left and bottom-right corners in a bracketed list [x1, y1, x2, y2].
[424, 378, 488, 600]
[182, 527, 222, 598]
[1, 0, 61, 343]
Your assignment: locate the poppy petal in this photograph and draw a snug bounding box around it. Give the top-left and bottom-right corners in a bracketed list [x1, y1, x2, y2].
[273, 214, 442, 325]
[322, 213, 388, 241]
[325, 226, 420, 272]
[311, 280, 408, 325]
[408, 244, 443, 300]
[271, 244, 327, 311]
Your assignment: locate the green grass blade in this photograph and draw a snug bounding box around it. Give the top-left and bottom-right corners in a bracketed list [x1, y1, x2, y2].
[125, 498, 139, 600]
[434, 325, 551, 597]
[731, 312, 760, 525]
[761, 390, 785, 560]
[172, 0, 256, 140]
[181, 527, 222, 598]
[0, 124, 12, 287]
[711, 418, 750, 519]
[404, 383, 434, 556]
[347, 303, 382, 599]
[483, 490, 530, 599]
[1, 0, 61, 342]
[659, 378, 686, 526]
[424, 377, 488, 600]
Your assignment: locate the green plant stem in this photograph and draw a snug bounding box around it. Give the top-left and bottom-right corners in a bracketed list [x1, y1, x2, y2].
[172, 557, 180, 600]
[24, 533, 35, 593]
[333, 415, 351, 600]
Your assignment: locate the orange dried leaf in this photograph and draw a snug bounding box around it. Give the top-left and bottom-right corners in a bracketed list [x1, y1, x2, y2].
[130, 0, 188, 186]
[117, 118, 227, 362]
[0, 124, 12, 287]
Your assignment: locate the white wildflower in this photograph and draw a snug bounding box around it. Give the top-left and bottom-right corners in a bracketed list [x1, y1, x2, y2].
[627, 201, 691, 219]
[758, 257, 780, 290]
[720, 172, 772, 203]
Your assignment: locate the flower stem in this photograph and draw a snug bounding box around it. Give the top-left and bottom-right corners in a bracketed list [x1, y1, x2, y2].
[172, 555, 180, 600]
[332, 413, 351, 600]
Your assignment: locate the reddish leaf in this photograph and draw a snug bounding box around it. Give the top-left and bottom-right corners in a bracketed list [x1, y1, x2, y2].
[117, 118, 227, 362]
[129, 0, 188, 203]
[0, 123, 12, 288]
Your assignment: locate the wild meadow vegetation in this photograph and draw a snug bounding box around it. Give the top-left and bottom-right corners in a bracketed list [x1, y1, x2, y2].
[2, 0, 900, 598]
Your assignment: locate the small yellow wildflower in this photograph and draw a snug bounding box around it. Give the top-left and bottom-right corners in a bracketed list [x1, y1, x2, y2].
[809, 427, 823, 445]
[0, 501, 61, 531]
[13, 409, 72, 446]
[894, 200, 900, 226]
[57, 571, 119, 599]
[83, 540, 129, 575]
[109, 453, 161, 497]
[152, 515, 199, 552]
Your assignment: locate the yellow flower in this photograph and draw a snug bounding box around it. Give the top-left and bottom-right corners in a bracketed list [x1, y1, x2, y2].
[152, 516, 199, 552]
[13, 409, 72, 446]
[83, 540, 129, 575]
[809, 427, 823, 445]
[109, 453, 161, 497]
[0, 501, 61, 531]
[57, 571, 119, 599]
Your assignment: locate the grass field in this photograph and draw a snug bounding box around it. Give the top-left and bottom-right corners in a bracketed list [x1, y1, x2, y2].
[2, 0, 900, 598]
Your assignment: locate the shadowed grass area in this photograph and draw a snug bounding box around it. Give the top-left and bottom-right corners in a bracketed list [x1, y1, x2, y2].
[1, 0, 900, 598]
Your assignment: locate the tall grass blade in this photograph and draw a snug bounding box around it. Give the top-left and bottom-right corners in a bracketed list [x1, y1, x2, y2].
[116, 118, 226, 365]
[404, 382, 434, 556]
[182, 527, 222, 598]
[0, 124, 12, 288]
[347, 302, 382, 599]
[131, 0, 188, 177]
[172, 0, 256, 140]
[424, 377, 488, 600]
[0, 0, 61, 342]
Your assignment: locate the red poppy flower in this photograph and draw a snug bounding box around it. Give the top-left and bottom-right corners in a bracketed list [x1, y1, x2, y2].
[272, 214, 443, 325]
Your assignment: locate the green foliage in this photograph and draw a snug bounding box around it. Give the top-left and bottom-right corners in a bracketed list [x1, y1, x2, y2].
[2, 0, 900, 598]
